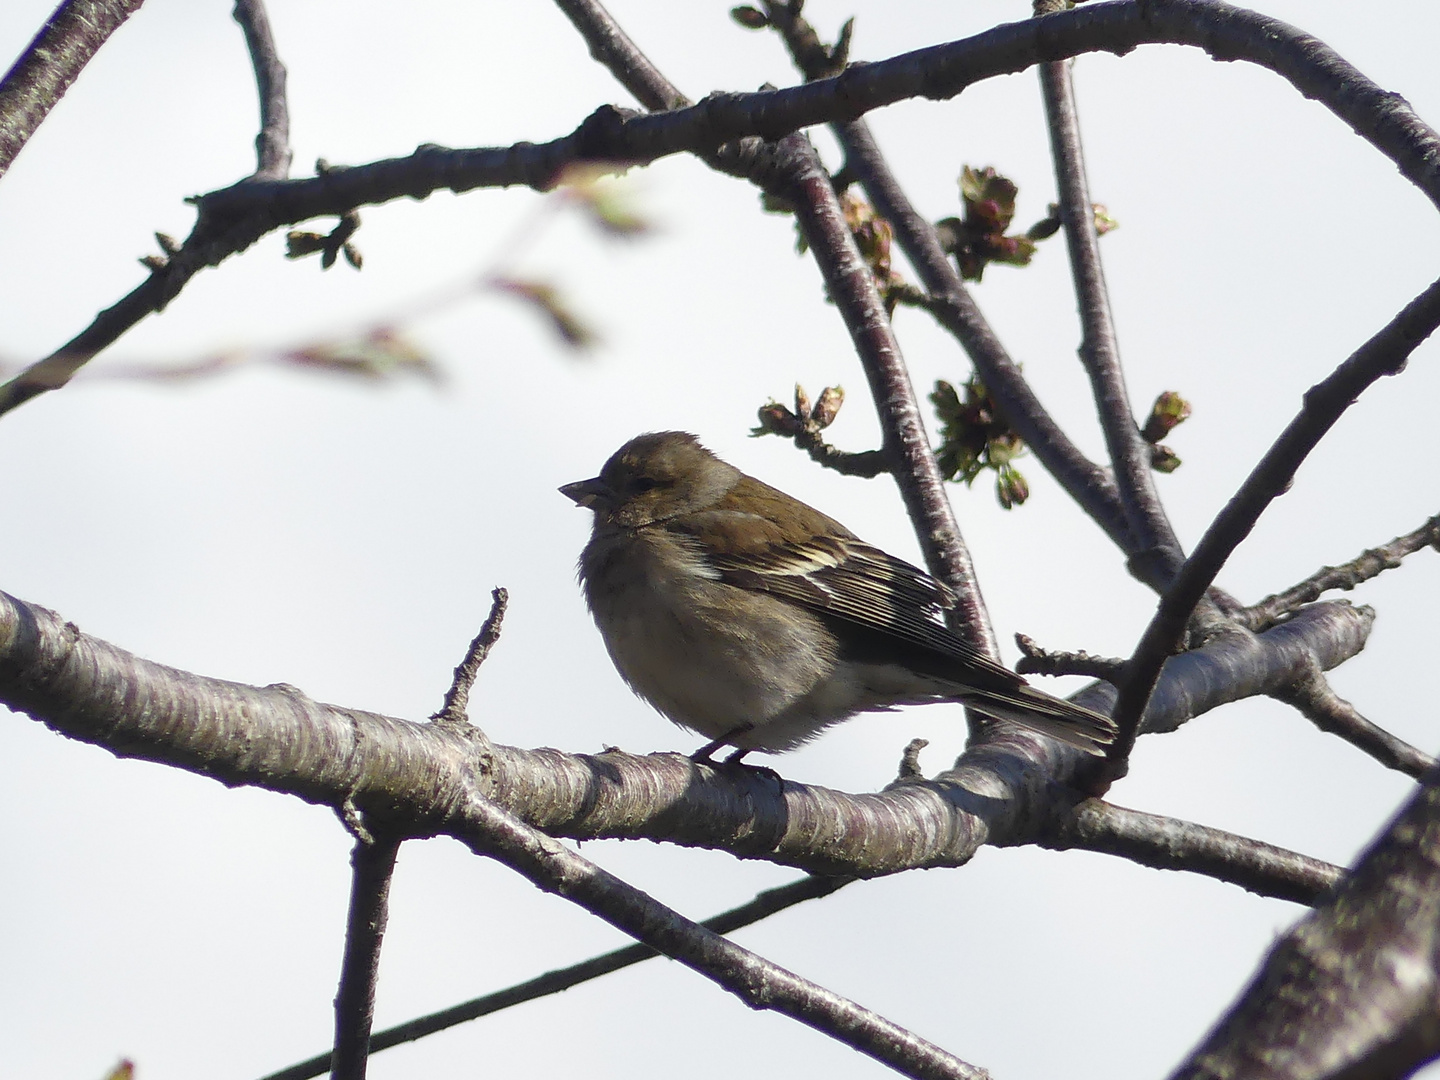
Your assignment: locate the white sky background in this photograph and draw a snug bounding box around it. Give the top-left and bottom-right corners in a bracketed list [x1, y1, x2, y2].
[1, 2, 1438, 1079]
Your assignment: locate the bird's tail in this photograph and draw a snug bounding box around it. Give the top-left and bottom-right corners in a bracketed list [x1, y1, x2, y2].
[959, 683, 1117, 756]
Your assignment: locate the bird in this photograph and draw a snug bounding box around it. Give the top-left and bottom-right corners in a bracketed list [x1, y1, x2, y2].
[561, 431, 1116, 762]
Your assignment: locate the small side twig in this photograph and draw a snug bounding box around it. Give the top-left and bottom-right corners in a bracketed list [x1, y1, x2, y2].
[1272, 662, 1435, 779]
[331, 831, 402, 1080]
[1014, 633, 1124, 682]
[0, 0, 148, 180]
[1239, 513, 1440, 632]
[231, 0, 292, 180]
[432, 587, 509, 725]
[255, 873, 853, 1080]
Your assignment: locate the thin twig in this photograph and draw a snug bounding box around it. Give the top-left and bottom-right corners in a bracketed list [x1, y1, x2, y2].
[0, 0, 147, 179]
[432, 587, 509, 724]
[231, 0, 291, 180]
[1112, 275, 1440, 761]
[1043, 800, 1343, 906]
[1014, 633, 1124, 682]
[1238, 513, 1440, 632]
[331, 832, 401, 1080]
[256, 874, 852, 1080]
[1037, 48, 1183, 581]
[1272, 662, 1435, 779]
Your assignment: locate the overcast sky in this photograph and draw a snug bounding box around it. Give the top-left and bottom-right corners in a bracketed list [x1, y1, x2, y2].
[2, 3, 1439, 1080]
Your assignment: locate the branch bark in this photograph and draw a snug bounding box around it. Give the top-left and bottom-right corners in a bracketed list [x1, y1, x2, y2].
[0, 0, 148, 179]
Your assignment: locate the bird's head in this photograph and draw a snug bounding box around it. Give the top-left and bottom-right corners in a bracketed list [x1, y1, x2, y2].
[560, 431, 740, 528]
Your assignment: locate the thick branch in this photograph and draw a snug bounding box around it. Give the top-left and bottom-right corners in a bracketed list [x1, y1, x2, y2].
[1170, 768, 1440, 1080]
[0, 0, 147, 179]
[1113, 277, 1440, 758]
[0, 589, 1368, 891]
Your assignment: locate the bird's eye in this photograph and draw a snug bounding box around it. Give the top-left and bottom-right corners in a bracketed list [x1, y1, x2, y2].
[632, 476, 660, 493]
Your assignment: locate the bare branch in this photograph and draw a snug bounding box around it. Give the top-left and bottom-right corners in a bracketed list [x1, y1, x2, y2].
[0, 588, 1369, 886]
[451, 790, 990, 1080]
[1170, 769, 1440, 1080]
[1112, 276, 1440, 759]
[4, 1, 1436, 417]
[257, 874, 852, 1080]
[1014, 633, 1124, 682]
[1272, 663, 1435, 779]
[552, 0, 688, 111]
[774, 134, 998, 656]
[231, 0, 291, 180]
[331, 832, 401, 1080]
[0, 0, 147, 180]
[1038, 52, 1183, 580]
[1043, 800, 1343, 907]
[432, 587, 509, 725]
[1239, 513, 1440, 632]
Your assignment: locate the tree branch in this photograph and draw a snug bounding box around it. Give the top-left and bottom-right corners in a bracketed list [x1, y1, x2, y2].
[1271, 663, 1435, 779]
[1170, 766, 1440, 1080]
[1038, 51, 1184, 580]
[257, 874, 852, 1080]
[431, 587, 508, 725]
[1112, 276, 1440, 760]
[232, 0, 291, 180]
[448, 789, 990, 1080]
[0, 0, 147, 180]
[0, 588, 1369, 893]
[330, 831, 400, 1080]
[1238, 513, 1440, 632]
[4, 0, 1437, 418]
[1043, 800, 1342, 907]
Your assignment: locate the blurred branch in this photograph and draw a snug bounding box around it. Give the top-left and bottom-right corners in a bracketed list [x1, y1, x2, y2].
[1271, 662, 1435, 779]
[1038, 51, 1184, 582]
[1042, 800, 1343, 907]
[257, 874, 853, 1080]
[330, 832, 400, 1080]
[1170, 768, 1440, 1080]
[232, 0, 291, 180]
[0, 0, 147, 180]
[3, 0, 1437, 417]
[1112, 276, 1440, 762]
[1238, 514, 1440, 632]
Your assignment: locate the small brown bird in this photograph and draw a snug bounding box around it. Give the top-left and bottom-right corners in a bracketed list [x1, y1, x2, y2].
[562, 432, 1116, 761]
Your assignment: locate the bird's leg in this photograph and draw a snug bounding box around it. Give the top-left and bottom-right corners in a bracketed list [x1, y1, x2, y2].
[690, 723, 755, 764]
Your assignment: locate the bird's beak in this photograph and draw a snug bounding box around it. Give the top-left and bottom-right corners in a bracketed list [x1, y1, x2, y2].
[559, 476, 608, 508]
